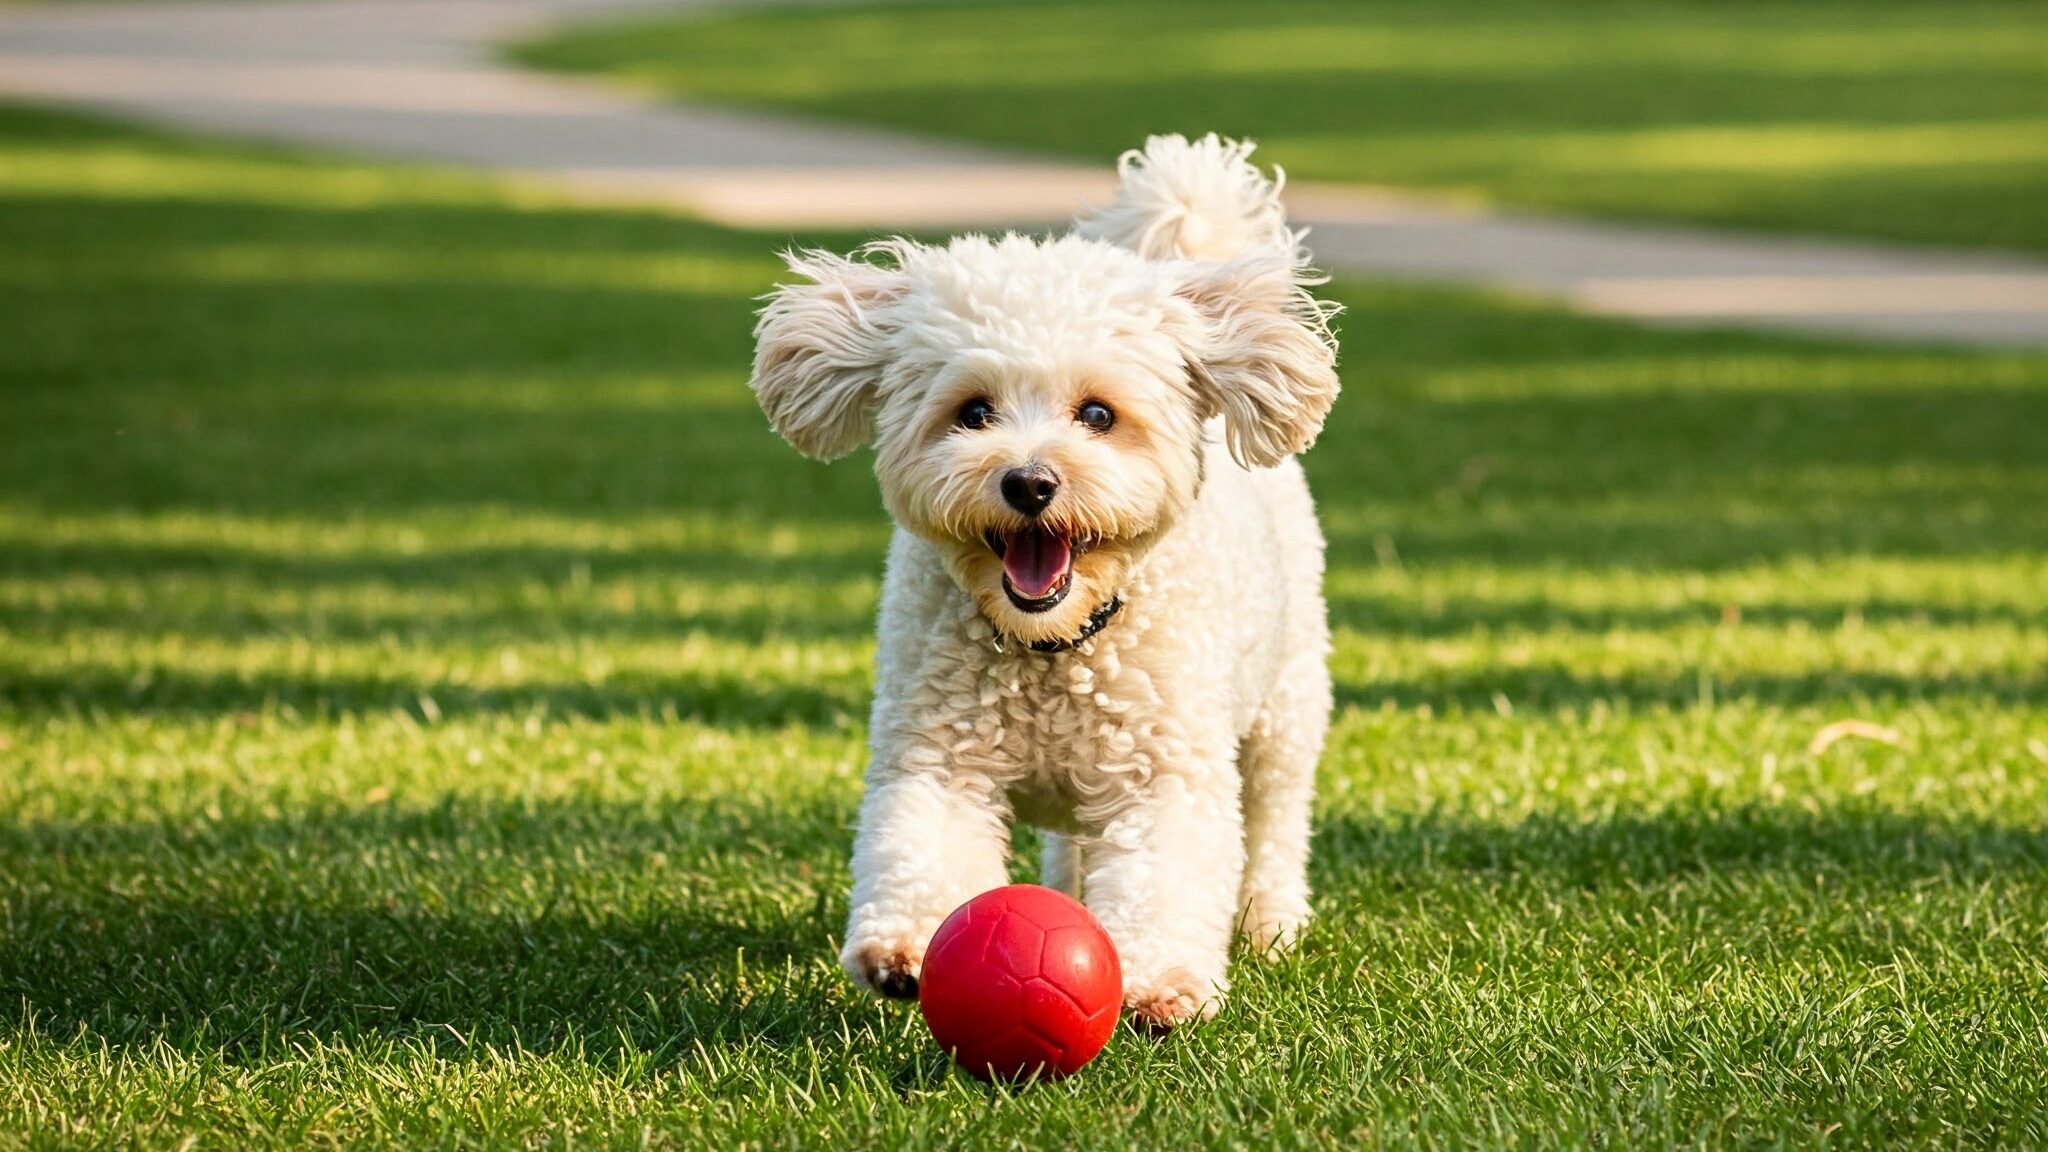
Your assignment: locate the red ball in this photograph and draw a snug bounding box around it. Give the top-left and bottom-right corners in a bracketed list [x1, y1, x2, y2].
[919, 884, 1122, 1080]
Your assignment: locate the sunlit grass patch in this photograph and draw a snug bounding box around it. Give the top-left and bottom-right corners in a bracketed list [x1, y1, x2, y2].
[1275, 116, 2048, 180]
[0, 105, 569, 215]
[1414, 351, 2048, 401]
[0, 242, 782, 297]
[0, 139, 543, 212]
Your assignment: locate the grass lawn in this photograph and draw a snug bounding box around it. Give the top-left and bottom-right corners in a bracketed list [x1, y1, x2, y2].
[513, 0, 2048, 255]
[4, 100, 2048, 1148]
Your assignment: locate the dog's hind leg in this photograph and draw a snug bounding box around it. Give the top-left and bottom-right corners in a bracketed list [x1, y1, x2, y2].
[1236, 649, 1330, 954]
[1039, 832, 1083, 898]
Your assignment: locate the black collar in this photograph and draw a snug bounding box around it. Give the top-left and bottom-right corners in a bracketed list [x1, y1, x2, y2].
[994, 596, 1124, 655]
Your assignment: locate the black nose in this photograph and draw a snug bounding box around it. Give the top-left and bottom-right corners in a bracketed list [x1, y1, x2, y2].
[1000, 465, 1060, 516]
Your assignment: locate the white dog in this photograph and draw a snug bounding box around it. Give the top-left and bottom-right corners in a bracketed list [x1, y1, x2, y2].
[749, 134, 1340, 1029]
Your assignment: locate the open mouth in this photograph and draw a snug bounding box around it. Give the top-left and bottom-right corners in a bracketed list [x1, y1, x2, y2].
[984, 527, 1087, 613]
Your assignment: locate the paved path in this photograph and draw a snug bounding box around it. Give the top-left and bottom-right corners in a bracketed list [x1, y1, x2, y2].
[4, 0, 2046, 348]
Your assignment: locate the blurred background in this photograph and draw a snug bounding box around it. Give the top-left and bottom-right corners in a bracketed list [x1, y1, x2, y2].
[1, 1, 2045, 1146]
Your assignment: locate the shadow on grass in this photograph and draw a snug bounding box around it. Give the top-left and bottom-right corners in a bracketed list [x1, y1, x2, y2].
[5, 655, 2037, 730]
[0, 663, 869, 730]
[1311, 805, 2048, 894]
[1, 796, 2042, 1068]
[1328, 594, 2045, 640]
[1332, 664, 2048, 713]
[0, 592, 876, 652]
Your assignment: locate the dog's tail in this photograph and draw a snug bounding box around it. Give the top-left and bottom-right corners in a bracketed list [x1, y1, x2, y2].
[1074, 133, 1301, 264]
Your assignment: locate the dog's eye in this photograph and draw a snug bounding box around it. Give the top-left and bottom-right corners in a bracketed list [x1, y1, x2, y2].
[1076, 400, 1115, 432]
[957, 398, 996, 430]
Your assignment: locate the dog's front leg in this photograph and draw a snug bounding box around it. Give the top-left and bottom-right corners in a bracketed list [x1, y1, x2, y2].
[840, 757, 1010, 999]
[1082, 765, 1245, 1031]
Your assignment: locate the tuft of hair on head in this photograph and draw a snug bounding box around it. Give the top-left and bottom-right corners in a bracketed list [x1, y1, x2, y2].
[1079, 137, 1345, 469]
[1074, 133, 1302, 265]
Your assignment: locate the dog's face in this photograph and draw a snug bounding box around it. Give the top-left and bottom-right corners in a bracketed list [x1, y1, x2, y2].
[868, 249, 1205, 644]
[751, 234, 1337, 646]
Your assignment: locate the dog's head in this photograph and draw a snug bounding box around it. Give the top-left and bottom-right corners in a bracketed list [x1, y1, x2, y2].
[749, 230, 1337, 646]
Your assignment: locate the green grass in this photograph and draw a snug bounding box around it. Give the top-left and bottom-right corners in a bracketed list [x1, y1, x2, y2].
[513, 0, 2048, 254]
[4, 100, 2048, 1148]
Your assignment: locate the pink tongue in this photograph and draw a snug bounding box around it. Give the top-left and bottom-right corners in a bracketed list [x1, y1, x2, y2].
[1002, 528, 1072, 599]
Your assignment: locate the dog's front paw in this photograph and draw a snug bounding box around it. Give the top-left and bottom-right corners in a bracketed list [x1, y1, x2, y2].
[842, 937, 926, 1000]
[1124, 967, 1221, 1033]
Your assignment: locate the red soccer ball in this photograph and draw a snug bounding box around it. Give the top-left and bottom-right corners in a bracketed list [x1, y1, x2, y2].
[919, 884, 1122, 1080]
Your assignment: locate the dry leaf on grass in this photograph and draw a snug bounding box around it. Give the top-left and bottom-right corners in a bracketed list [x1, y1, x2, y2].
[1808, 719, 1903, 756]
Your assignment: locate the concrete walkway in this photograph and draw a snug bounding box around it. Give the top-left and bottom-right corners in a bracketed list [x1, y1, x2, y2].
[4, 0, 2046, 348]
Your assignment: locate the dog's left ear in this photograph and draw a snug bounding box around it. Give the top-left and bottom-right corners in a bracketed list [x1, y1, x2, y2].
[1175, 255, 1341, 468]
[751, 247, 910, 461]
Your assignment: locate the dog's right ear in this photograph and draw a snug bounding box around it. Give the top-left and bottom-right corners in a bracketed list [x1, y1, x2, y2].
[750, 248, 908, 461]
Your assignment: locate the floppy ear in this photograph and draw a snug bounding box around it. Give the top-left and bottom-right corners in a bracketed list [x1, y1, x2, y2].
[1175, 255, 1341, 468]
[750, 247, 909, 461]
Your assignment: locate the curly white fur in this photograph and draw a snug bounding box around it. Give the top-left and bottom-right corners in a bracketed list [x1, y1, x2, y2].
[1076, 132, 1297, 265]
[750, 134, 1340, 1029]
